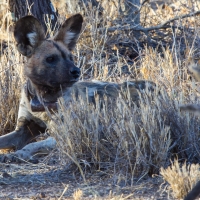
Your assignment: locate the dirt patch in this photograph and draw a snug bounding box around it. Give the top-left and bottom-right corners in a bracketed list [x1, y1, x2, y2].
[0, 153, 172, 200]
[0, 176, 169, 199]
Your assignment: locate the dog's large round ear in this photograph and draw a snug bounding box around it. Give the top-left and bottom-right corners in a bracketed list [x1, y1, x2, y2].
[54, 14, 83, 51]
[14, 16, 45, 57]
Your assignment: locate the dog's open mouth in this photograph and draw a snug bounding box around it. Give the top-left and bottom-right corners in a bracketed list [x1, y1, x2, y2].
[30, 96, 58, 112]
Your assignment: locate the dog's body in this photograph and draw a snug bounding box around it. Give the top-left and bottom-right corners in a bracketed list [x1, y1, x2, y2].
[0, 14, 155, 151]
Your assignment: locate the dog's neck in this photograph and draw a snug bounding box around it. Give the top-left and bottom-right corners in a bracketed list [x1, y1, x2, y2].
[25, 79, 61, 112]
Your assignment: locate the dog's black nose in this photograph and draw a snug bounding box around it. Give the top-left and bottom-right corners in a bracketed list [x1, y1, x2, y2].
[70, 67, 80, 78]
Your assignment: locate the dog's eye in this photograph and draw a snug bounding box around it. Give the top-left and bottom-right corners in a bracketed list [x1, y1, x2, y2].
[46, 56, 55, 63]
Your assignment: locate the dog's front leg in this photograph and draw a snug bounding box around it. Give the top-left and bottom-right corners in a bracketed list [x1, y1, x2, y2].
[0, 117, 46, 150]
[0, 91, 47, 150]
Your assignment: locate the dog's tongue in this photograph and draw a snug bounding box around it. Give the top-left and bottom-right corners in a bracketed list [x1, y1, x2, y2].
[30, 96, 57, 112]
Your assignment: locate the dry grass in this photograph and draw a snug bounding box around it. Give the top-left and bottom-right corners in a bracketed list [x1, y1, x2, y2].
[0, 1, 25, 135]
[73, 188, 83, 200]
[160, 159, 200, 199]
[0, 34, 22, 135]
[51, 88, 171, 180]
[0, 0, 200, 198]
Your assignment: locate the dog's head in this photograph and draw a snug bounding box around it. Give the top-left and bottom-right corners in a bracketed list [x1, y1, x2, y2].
[14, 14, 83, 88]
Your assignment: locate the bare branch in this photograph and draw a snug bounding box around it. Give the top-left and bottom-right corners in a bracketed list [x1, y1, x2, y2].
[99, 10, 200, 33]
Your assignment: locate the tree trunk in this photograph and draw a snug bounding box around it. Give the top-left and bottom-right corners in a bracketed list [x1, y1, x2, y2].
[9, 0, 57, 33]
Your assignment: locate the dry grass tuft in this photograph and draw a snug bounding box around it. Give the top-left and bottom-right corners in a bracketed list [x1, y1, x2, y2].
[160, 159, 200, 199]
[73, 188, 83, 200]
[50, 89, 169, 178]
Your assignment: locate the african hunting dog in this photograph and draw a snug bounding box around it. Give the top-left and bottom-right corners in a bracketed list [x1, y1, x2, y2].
[0, 14, 155, 153]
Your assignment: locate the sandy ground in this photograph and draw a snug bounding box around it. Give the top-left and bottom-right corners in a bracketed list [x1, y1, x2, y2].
[0, 154, 172, 200]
